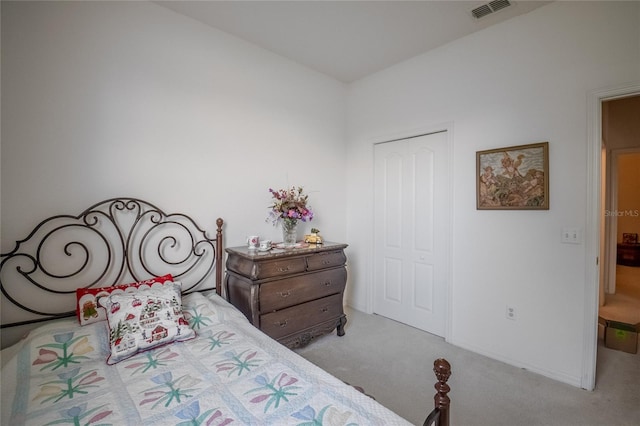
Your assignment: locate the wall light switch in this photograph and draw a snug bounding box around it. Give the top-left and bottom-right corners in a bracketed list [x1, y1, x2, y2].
[561, 227, 582, 244]
[506, 305, 516, 320]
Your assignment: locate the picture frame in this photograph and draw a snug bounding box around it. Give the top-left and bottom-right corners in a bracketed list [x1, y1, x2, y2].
[622, 233, 638, 244]
[477, 142, 549, 210]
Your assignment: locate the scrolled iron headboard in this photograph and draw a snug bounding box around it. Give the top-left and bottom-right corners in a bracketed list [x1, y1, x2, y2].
[1, 197, 224, 333]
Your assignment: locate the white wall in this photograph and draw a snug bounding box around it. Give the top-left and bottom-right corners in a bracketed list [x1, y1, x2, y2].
[1, 1, 347, 256]
[345, 1, 640, 386]
[3, 0, 640, 388]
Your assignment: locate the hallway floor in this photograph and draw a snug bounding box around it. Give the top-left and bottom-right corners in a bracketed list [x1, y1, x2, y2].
[599, 265, 640, 325]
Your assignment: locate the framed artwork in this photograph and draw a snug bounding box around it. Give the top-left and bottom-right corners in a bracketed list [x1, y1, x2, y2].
[622, 233, 638, 244]
[477, 142, 549, 210]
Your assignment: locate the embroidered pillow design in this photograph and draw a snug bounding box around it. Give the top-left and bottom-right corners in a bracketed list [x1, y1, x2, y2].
[100, 281, 195, 364]
[76, 274, 173, 326]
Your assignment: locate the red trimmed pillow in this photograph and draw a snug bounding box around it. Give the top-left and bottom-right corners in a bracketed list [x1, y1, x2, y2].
[76, 274, 173, 326]
[99, 281, 195, 365]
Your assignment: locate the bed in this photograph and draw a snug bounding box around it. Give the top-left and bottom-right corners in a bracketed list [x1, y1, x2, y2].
[1, 197, 451, 425]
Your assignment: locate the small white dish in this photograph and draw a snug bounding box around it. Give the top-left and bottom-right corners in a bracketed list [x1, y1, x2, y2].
[258, 247, 271, 252]
[275, 242, 305, 249]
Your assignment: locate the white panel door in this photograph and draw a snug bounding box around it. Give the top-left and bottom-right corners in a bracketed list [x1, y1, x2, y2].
[373, 131, 449, 336]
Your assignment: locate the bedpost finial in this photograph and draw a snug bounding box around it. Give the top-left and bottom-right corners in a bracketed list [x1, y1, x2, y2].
[433, 358, 451, 383]
[432, 357, 451, 426]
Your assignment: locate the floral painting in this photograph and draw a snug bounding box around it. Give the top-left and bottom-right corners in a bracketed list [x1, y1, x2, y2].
[477, 142, 549, 210]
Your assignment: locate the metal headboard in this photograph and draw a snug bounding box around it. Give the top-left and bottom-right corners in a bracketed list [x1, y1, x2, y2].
[1, 197, 224, 331]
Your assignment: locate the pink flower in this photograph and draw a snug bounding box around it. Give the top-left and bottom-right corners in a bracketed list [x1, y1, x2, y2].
[267, 186, 314, 225]
[79, 371, 104, 385]
[33, 348, 58, 365]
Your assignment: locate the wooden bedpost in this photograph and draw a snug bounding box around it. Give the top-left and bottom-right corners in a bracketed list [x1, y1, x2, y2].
[433, 358, 452, 426]
[424, 358, 452, 426]
[215, 218, 224, 297]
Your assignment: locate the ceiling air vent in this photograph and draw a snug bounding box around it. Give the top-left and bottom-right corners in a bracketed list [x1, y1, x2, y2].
[471, 0, 512, 19]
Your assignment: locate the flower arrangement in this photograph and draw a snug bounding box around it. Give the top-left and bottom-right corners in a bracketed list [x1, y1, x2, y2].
[267, 186, 314, 226]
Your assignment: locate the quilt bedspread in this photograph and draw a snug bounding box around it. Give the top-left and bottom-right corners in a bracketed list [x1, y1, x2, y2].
[1, 292, 411, 425]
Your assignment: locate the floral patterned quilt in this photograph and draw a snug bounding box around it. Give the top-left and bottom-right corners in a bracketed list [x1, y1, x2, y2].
[1, 292, 411, 425]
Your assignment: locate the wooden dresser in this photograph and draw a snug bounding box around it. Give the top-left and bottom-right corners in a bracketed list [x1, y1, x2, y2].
[224, 242, 348, 348]
[617, 243, 640, 266]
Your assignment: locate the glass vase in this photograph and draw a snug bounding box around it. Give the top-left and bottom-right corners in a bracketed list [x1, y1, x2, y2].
[281, 219, 298, 247]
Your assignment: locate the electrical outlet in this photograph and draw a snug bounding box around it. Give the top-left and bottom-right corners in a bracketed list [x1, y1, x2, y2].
[506, 305, 516, 320]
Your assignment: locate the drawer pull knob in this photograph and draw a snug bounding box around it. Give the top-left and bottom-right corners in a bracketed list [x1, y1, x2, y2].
[278, 320, 288, 328]
[279, 291, 291, 298]
[277, 266, 290, 272]
[323, 281, 332, 286]
[322, 260, 332, 265]
[321, 307, 328, 313]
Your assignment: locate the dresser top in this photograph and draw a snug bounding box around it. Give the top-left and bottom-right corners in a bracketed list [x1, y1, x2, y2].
[226, 241, 347, 260]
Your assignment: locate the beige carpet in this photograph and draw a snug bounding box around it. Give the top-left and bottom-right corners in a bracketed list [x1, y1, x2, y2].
[599, 265, 640, 325]
[295, 306, 640, 426]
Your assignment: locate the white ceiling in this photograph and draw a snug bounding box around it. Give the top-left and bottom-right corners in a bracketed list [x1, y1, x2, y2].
[157, 1, 550, 83]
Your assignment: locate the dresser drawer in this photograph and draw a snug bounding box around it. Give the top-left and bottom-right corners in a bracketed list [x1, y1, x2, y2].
[260, 293, 344, 340]
[254, 257, 307, 279]
[259, 268, 346, 312]
[306, 250, 347, 271]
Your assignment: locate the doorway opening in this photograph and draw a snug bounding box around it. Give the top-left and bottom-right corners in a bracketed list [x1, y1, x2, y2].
[599, 95, 640, 340]
[584, 84, 640, 391]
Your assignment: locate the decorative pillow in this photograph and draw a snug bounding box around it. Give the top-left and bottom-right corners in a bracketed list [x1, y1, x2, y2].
[100, 281, 195, 365]
[76, 274, 173, 326]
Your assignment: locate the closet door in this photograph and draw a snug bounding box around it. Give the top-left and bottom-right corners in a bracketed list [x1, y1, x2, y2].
[373, 131, 449, 337]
